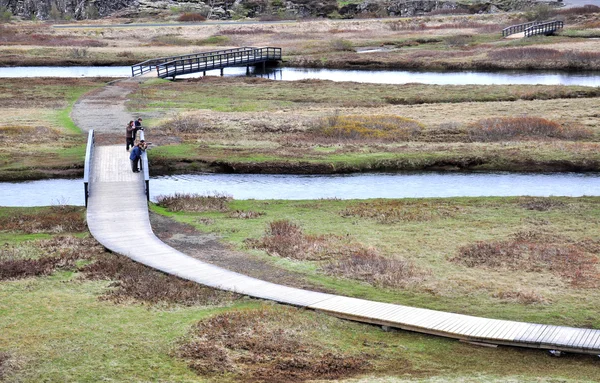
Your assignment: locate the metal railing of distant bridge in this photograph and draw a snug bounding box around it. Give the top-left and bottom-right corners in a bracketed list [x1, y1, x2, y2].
[131, 47, 256, 77]
[502, 20, 564, 38]
[155, 47, 282, 79]
[502, 21, 543, 37]
[83, 129, 95, 207]
[524, 20, 564, 37]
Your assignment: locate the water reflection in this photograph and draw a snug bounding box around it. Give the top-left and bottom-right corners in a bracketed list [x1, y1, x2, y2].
[0, 66, 599, 86]
[1, 172, 598, 207]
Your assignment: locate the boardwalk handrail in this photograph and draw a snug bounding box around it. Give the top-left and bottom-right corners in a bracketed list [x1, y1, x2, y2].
[131, 47, 256, 77]
[139, 130, 150, 201]
[83, 129, 95, 207]
[87, 144, 600, 357]
[524, 20, 564, 37]
[502, 21, 542, 37]
[156, 47, 282, 79]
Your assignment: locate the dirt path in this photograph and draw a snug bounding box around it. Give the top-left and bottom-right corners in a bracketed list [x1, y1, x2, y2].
[71, 77, 142, 137]
[74, 76, 321, 289]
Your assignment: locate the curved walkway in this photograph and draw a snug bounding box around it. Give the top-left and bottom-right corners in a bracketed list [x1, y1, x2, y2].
[86, 145, 600, 356]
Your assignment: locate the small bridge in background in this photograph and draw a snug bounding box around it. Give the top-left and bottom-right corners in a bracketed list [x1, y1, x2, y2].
[502, 20, 564, 38]
[131, 47, 282, 79]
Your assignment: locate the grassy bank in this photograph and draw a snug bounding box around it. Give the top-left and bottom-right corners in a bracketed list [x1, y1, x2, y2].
[1, 205, 599, 382]
[0, 78, 107, 181]
[151, 196, 600, 328]
[0, 9, 599, 70]
[133, 77, 600, 174]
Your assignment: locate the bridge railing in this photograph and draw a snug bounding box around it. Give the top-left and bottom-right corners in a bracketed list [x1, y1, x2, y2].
[139, 130, 150, 201]
[524, 20, 564, 37]
[131, 47, 256, 77]
[502, 21, 542, 37]
[156, 47, 282, 79]
[83, 129, 95, 207]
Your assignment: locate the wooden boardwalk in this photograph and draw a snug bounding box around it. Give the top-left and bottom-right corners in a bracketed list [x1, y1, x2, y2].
[86, 144, 600, 356]
[131, 47, 282, 79]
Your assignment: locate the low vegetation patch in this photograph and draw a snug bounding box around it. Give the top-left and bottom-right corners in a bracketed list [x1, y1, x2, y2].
[451, 234, 599, 288]
[341, 200, 461, 224]
[311, 115, 423, 141]
[81, 253, 238, 306]
[0, 236, 102, 280]
[467, 117, 592, 142]
[228, 210, 265, 219]
[492, 289, 549, 305]
[177, 12, 206, 22]
[487, 48, 600, 67]
[0, 352, 10, 381]
[177, 306, 369, 382]
[0, 205, 86, 233]
[161, 114, 216, 133]
[246, 219, 426, 288]
[323, 249, 424, 288]
[156, 193, 232, 212]
[518, 197, 567, 211]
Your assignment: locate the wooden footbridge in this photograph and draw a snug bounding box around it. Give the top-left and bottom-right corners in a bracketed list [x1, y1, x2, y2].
[131, 47, 282, 79]
[502, 20, 564, 38]
[84, 130, 600, 356]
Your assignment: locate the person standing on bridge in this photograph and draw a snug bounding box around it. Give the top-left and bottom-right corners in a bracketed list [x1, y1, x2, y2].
[129, 140, 146, 173]
[126, 120, 135, 151]
[133, 118, 143, 141]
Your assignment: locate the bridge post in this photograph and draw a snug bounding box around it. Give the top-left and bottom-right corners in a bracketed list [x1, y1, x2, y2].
[220, 68, 223, 76]
[246, 66, 249, 75]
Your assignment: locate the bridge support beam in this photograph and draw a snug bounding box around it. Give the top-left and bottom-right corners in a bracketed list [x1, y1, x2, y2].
[246, 66, 250, 75]
[220, 68, 223, 76]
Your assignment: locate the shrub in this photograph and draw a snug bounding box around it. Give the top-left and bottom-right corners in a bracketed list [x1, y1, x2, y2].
[330, 38, 353, 51]
[557, 5, 600, 16]
[451, 238, 599, 287]
[0, 206, 86, 233]
[0, 6, 12, 22]
[161, 115, 215, 133]
[341, 200, 459, 224]
[150, 34, 190, 46]
[156, 193, 232, 212]
[197, 35, 230, 45]
[0, 236, 102, 280]
[323, 250, 423, 288]
[177, 306, 368, 381]
[178, 12, 206, 22]
[311, 114, 424, 142]
[444, 34, 473, 47]
[0, 352, 10, 380]
[68, 47, 88, 58]
[492, 289, 548, 305]
[82, 253, 237, 305]
[467, 116, 592, 142]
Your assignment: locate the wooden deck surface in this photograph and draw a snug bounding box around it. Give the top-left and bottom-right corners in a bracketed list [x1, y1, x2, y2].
[87, 145, 600, 355]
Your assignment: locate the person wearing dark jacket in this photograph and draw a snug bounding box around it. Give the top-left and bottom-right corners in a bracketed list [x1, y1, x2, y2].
[133, 118, 143, 141]
[129, 140, 145, 172]
[125, 121, 135, 151]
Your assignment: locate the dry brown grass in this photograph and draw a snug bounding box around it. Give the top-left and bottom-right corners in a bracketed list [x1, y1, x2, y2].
[81, 253, 238, 306]
[177, 306, 369, 382]
[323, 249, 425, 288]
[0, 206, 86, 233]
[310, 114, 424, 142]
[467, 116, 593, 142]
[492, 289, 549, 305]
[156, 193, 232, 212]
[246, 219, 427, 288]
[0, 352, 10, 381]
[341, 200, 462, 224]
[228, 210, 265, 219]
[0, 25, 106, 47]
[0, 236, 102, 280]
[177, 12, 206, 22]
[451, 234, 599, 288]
[518, 197, 567, 211]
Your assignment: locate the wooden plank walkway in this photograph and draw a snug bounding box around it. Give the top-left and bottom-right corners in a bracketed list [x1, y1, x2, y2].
[131, 47, 282, 79]
[86, 145, 600, 356]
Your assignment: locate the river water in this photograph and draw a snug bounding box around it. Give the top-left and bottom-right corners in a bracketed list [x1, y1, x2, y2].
[1, 172, 598, 207]
[1, 66, 599, 86]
